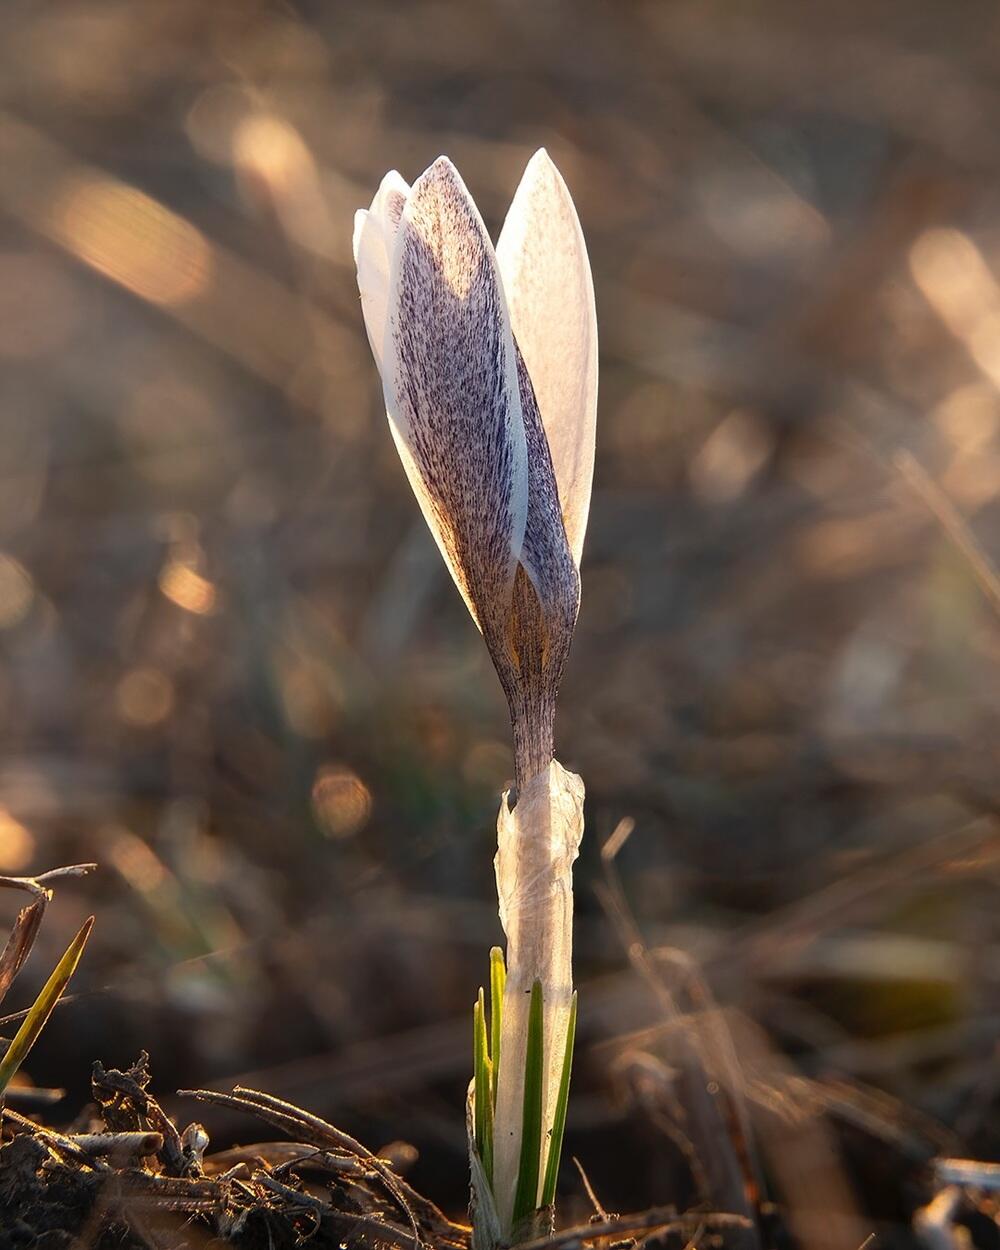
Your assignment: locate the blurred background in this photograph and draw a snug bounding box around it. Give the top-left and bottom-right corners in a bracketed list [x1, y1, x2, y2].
[1, 0, 999, 1241]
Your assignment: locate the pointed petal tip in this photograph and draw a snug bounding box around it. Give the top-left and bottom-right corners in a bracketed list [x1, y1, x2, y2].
[498, 143, 596, 573]
[374, 168, 411, 206]
[525, 146, 571, 196]
[404, 156, 482, 238]
[417, 155, 468, 194]
[352, 208, 369, 264]
[371, 169, 410, 242]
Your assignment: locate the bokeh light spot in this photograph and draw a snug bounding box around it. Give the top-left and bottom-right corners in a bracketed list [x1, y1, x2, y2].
[105, 825, 171, 893]
[51, 177, 212, 307]
[0, 808, 35, 871]
[116, 667, 175, 727]
[933, 383, 1000, 452]
[689, 408, 772, 503]
[278, 658, 340, 739]
[159, 562, 217, 615]
[911, 228, 1000, 389]
[0, 554, 34, 629]
[234, 114, 311, 194]
[311, 765, 372, 839]
[462, 739, 512, 787]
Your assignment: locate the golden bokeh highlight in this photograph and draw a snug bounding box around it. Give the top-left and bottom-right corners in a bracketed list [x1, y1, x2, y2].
[233, 114, 312, 195]
[931, 384, 1000, 511]
[689, 408, 772, 503]
[311, 765, 372, 839]
[105, 825, 171, 893]
[796, 512, 916, 580]
[159, 561, 218, 615]
[910, 228, 1000, 389]
[0, 807, 35, 871]
[233, 113, 332, 255]
[277, 655, 341, 739]
[116, 667, 176, 727]
[48, 176, 212, 307]
[185, 83, 257, 164]
[933, 383, 1000, 454]
[0, 553, 34, 629]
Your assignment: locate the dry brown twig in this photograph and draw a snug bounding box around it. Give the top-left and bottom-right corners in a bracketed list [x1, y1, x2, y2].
[0, 864, 96, 1011]
[517, 1209, 752, 1250]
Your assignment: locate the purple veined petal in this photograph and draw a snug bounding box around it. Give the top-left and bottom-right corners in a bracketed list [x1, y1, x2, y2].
[497, 149, 598, 571]
[381, 156, 528, 638]
[513, 345, 579, 662]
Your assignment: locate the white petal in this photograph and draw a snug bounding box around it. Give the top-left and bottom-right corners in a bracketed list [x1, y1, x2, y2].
[370, 169, 409, 239]
[355, 208, 391, 370]
[355, 174, 412, 371]
[352, 208, 368, 265]
[497, 149, 598, 569]
[381, 156, 528, 638]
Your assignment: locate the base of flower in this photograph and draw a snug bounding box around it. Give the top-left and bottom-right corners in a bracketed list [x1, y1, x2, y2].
[468, 948, 577, 1248]
[468, 1120, 553, 1250]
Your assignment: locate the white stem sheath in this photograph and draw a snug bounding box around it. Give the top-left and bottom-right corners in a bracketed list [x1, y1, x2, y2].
[491, 759, 585, 1232]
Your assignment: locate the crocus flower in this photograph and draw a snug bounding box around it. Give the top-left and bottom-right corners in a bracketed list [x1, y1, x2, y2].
[354, 150, 597, 1242]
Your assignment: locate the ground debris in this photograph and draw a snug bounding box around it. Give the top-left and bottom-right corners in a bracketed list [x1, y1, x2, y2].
[0, 1056, 756, 1250]
[1, 1054, 471, 1250]
[0, 1130, 132, 1250]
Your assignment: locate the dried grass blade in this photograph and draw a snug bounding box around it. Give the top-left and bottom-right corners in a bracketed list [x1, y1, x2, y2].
[0, 903, 45, 1008]
[0, 916, 93, 1095]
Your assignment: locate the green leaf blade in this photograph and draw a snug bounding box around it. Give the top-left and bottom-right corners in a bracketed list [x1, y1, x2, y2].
[511, 979, 544, 1230]
[481, 1051, 494, 1185]
[489, 946, 505, 1107]
[473, 988, 490, 1167]
[540, 990, 577, 1208]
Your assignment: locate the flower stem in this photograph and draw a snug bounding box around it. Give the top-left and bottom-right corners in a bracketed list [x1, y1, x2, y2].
[491, 760, 584, 1235]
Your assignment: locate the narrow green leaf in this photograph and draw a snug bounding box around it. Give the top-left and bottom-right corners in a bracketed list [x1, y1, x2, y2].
[473, 990, 487, 1160]
[540, 991, 577, 1208]
[489, 946, 504, 1107]
[481, 1048, 494, 1186]
[511, 979, 544, 1229]
[0, 916, 94, 1096]
[474, 987, 496, 1186]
